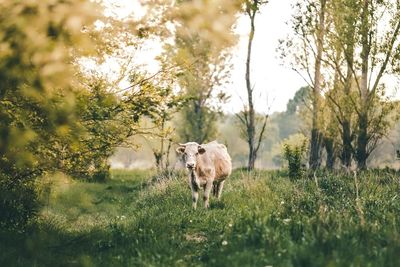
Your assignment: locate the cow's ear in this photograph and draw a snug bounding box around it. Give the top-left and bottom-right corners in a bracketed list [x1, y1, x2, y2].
[198, 146, 206, 154]
[176, 146, 185, 154]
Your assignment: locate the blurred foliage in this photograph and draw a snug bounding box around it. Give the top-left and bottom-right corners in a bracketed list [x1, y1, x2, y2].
[154, 0, 239, 143]
[0, 0, 99, 229]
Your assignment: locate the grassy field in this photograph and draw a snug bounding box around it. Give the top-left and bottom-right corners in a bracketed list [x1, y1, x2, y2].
[0, 169, 399, 266]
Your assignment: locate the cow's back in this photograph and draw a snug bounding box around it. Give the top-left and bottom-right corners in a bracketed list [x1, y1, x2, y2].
[203, 141, 232, 181]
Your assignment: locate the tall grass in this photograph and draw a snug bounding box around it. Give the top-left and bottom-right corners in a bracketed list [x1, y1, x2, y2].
[0, 169, 399, 266]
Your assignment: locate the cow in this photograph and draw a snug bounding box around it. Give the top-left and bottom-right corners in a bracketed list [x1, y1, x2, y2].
[176, 141, 232, 209]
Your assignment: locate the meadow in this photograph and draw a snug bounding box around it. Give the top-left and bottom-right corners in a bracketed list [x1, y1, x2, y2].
[1, 169, 399, 267]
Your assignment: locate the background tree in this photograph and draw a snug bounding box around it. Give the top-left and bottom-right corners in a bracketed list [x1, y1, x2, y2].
[280, 0, 329, 170]
[144, 0, 240, 144]
[326, 0, 359, 168]
[354, 0, 400, 169]
[238, 0, 269, 171]
[309, 0, 327, 170]
[167, 35, 232, 143]
[325, 0, 400, 169]
[141, 82, 187, 173]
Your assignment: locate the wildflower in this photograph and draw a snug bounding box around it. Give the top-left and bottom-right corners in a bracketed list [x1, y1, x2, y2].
[280, 201, 285, 205]
[228, 223, 233, 227]
[283, 218, 291, 224]
[222, 240, 228, 246]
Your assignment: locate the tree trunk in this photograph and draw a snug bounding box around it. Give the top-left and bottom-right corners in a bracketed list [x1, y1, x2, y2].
[324, 137, 335, 170]
[356, 0, 370, 170]
[245, 8, 256, 171]
[342, 59, 353, 168]
[341, 120, 352, 167]
[309, 0, 326, 170]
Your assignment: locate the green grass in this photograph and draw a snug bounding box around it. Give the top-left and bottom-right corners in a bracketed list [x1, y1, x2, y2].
[1, 169, 399, 266]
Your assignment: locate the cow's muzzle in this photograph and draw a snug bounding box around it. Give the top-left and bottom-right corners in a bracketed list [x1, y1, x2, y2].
[186, 163, 195, 169]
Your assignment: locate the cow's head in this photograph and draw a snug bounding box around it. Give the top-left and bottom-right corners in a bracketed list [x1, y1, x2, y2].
[176, 142, 206, 170]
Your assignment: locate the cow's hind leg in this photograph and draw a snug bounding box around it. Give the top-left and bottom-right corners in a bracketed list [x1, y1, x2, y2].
[212, 182, 218, 197]
[216, 180, 225, 200]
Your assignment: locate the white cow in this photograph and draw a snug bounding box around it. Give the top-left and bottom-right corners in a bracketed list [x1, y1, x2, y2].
[176, 141, 232, 209]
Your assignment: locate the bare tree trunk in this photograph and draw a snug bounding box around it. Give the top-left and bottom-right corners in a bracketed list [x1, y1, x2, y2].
[356, 0, 370, 170]
[245, 6, 256, 171]
[159, 118, 165, 170]
[165, 138, 172, 171]
[309, 0, 326, 170]
[237, 1, 269, 171]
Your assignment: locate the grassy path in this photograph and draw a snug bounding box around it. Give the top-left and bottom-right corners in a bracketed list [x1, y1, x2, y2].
[1, 169, 399, 266]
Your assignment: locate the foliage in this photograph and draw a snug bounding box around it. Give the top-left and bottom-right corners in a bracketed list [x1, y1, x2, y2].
[1, 169, 399, 266]
[0, 0, 98, 229]
[58, 70, 177, 180]
[282, 135, 308, 180]
[0, 0, 178, 228]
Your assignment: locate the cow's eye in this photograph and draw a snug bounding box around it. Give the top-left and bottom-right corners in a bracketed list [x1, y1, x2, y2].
[195, 152, 199, 156]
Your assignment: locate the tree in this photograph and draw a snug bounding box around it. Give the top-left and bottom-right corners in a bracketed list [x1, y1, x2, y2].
[285, 0, 400, 170]
[237, 0, 269, 171]
[331, 0, 358, 168]
[169, 35, 232, 143]
[326, 0, 400, 169]
[147, 0, 241, 144]
[280, 0, 329, 170]
[309, 0, 327, 170]
[141, 83, 187, 173]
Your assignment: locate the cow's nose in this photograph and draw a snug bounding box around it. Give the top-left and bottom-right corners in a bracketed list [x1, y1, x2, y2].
[186, 163, 195, 169]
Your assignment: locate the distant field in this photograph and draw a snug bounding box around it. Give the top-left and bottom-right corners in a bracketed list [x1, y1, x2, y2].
[1, 169, 399, 266]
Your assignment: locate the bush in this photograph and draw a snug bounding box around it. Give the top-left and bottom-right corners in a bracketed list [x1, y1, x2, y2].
[282, 138, 308, 180]
[0, 173, 39, 231]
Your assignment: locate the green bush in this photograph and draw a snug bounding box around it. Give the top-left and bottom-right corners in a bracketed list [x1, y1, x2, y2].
[282, 138, 308, 180]
[0, 174, 38, 231]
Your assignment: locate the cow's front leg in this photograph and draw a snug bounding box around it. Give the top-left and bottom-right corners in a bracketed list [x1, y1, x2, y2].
[203, 180, 213, 208]
[189, 172, 200, 209]
[191, 187, 199, 210]
[190, 182, 199, 210]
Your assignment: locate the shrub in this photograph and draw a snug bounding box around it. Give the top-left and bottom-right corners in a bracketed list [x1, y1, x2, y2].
[0, 173, 39, 231]
[282, 138, 308, 180]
